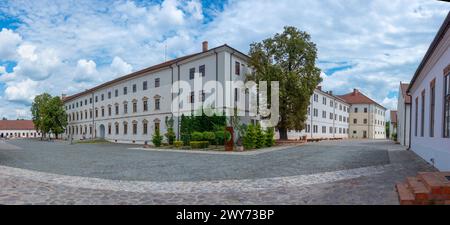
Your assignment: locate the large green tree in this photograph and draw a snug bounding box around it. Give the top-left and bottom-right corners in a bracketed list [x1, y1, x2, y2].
[247, 26, 322, 140]
[31, 93, 67, 139]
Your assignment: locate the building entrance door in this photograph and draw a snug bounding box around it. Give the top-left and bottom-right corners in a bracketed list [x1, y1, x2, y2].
[363, 131, 367, 138]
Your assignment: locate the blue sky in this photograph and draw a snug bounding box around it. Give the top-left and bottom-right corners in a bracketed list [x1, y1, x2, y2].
[0, 0, 449, 119]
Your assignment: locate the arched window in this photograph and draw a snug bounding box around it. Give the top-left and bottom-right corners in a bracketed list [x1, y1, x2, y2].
[115, 122, 119, 135]
[123, 121, 128, 135]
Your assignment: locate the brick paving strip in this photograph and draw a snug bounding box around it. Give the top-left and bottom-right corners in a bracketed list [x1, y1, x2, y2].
[0, 164, 387, 194]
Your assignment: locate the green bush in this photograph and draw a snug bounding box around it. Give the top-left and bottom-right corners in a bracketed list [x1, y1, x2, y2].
[152, 129, 163, 147]
[255, 124, 265, 149]
[190, 141, 210, 149]
[174, 141, 183, 148]
[264, 127, 275, 147]
[191, 131, 204, 141]
[243, 124, 257, 150]
[214, 130, 225, 145]
[203, 131, 215, 144]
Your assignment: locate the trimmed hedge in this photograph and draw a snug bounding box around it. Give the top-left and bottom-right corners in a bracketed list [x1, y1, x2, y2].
[190, 141, 210, 149]
[174, 141, 183, 148]
[203, 131, 215, 144]
[191, 131, 204, 141]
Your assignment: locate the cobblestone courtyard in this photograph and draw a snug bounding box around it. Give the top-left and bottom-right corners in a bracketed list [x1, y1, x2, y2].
[0, 139, 436, 204]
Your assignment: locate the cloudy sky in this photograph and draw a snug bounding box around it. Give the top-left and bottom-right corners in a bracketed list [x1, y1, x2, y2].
[0, 0, 449, 119]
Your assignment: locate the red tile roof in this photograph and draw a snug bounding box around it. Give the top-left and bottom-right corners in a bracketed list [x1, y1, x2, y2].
[400, 83, 411, 104]
[0, 120, 36, 130]
[338, 89, 386, 109]
[63, 44, 249, 102]
[390, 110, 398, 124]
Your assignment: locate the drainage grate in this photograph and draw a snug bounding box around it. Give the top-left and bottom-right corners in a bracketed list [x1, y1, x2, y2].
[446, 176, 450, 181]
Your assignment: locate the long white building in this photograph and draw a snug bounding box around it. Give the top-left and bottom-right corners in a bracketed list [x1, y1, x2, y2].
[407, 12, 450, 171]
[63, 42, 256, 144]
[278, 87, 350, 140]
[0, 120, 42, 139]
[397, 82, 411, 146]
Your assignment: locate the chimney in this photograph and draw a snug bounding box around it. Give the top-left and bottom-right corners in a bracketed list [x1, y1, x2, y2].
[202, 41, 208, 52]
[61, 93, 67, 100]
[329, 91, 333, 95]
[353, 88, 359, 95]
[317, 86, 322, 91]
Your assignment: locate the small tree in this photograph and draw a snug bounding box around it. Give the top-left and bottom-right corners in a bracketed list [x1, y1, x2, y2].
[264, 127, 275, 147]
[255, 123, 265, 149]
[152, 129, 163, 147]
[243, 124, 257, 150]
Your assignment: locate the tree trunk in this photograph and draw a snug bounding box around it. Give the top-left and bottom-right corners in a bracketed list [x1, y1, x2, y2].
[278, 127, 288, 140]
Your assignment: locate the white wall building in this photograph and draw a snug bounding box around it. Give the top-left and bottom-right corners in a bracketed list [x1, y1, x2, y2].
[397, 82, 411, 146]
[63, 42, 256, 144]
[407, 12, 450, 171]
[0, 120, 42, 139]
[279, 87, 350, 140]
[389, 110, 398, 140]
[338, 89, 386, 139]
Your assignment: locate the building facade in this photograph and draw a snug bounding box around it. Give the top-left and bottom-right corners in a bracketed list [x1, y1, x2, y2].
[407, 12, 450, 171]
[63, 43, 256, 144]
[0, 120, 42, 139]
[339, 89, 386, 139]
[389, 110, 398, 141]
[397, 82, 411, 146]
[276, 87, 350, 140]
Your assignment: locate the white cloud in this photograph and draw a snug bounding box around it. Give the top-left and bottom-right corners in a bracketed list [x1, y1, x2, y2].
[0, 66, 5, 74]
[74, 59, 98, 82]
[110, 56, 133, 77]
[4, 78, 39, 104]
[0, 0, 449, 119]
[0, 28, 22, 60]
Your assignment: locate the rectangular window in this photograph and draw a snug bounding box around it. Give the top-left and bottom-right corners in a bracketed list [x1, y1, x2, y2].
[190, 91, 195, 103]
[329, 113, 333, 120]
[143, 100, 148, 112]
[354, 119, 357, 124]
[143, 123, 148, 135]
[200, 90, 205, 102]
[322, 97, 326, 105]
[430, 80, 435, 137]
[364, 118, 367, 124]
[133, 123, 137, 135]
[329, 127, 333, 134]
[155, 78, 160, 88]
[132, 84, 137, 93]
[124, 103, 128, 114]
[364, 107, 367, 113]
[123, 123, 128, 135]
[115, 89, 118, 97]
[155, 122, 160, 133]
[313, 108, 318, 117]
[354, 107, 358, 113]
[115, 105, 119, 115]
[199, 65, 205, 77]
[322, 110, 326, 118]
[123, 87, 127, 95]
[444, 74, 450, 138]
[101, 108, 104, 117]
[115, 124, 119, 135]
[189, 68, 195, 80]
[108, 92, 111, 99]
[133, 102, 137, 113]
[101, 94, 104, 101]
[108, 106, 111, 116]
[235, 62, 240, 75]
[95, 96, 98, 102]
[108, 125, 111, 135]
[143, 81, 147, 90]
[322, 126, 326, 133]
[421, 90, 425, 137]
[155, 99, 160, 110]
[415, 97, 418, 136]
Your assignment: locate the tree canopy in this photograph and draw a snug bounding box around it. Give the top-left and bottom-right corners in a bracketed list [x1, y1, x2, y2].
[247, 26, 322, 140]
[31, 93, 67, 139]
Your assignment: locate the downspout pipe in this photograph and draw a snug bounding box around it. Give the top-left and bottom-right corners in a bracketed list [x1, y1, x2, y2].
[407, 93, 413, 150]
